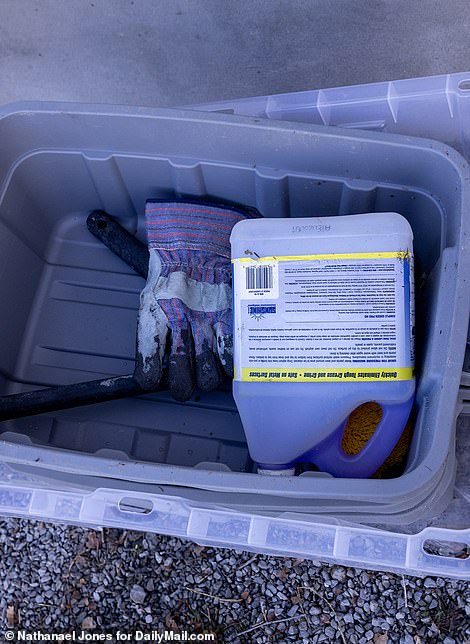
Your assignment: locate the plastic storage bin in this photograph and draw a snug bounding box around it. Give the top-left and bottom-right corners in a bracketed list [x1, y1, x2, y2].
[0, 103, 468, 530]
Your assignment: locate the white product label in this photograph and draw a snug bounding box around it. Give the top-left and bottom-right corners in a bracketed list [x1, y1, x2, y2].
[233, 252, 414, 382]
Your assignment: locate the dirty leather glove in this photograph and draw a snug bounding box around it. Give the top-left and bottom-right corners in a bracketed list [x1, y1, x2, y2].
[134, 201, 254, 401]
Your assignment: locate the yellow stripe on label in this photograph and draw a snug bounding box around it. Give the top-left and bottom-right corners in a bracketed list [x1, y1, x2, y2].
[240, 367, 414, 382]
[232, 251, 410, 263]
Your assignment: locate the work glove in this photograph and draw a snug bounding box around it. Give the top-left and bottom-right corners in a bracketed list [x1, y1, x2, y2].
[134, 200, 255, 401]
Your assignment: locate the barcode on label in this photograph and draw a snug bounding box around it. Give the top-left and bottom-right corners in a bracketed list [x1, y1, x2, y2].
[245, 265, 274, 290]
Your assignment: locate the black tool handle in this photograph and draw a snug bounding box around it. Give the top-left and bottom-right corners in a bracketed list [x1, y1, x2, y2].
[0, 212, 152, 423]
[87, 210, 149, 278]
[0, 375, 145, 422]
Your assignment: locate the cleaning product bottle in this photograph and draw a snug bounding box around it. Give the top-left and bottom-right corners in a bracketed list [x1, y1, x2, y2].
[230, 213, 415, 478]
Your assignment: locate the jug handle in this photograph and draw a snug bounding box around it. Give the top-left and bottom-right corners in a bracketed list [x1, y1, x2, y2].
[310, 397, 414, 478]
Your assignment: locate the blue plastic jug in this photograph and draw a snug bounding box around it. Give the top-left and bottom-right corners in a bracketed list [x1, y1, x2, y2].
[231, 213, 415, 477]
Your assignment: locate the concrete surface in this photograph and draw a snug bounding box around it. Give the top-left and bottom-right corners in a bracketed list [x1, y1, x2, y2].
[0, 0, 469, 107]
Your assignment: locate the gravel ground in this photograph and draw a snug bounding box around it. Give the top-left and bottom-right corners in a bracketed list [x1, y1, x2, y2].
[0, 519, 469, 643]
